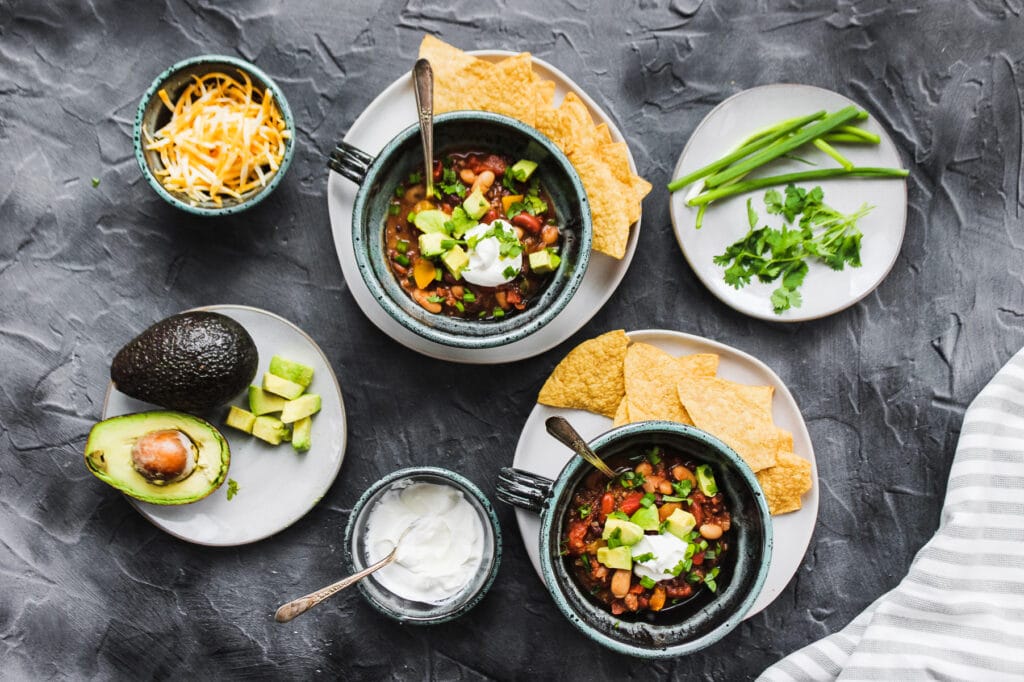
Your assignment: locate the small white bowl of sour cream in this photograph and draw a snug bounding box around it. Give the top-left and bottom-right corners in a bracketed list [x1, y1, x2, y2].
[344, 467, 502, 623]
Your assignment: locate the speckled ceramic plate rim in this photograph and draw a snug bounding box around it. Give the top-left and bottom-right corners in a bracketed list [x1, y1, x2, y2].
[101, 304, 348, 547]
[343, 466, 502, 624]
[512, 328, 819, 619]
[326, 50, 642, 363]
[668, 83, 907, 322]
[133, 54, 296, 216]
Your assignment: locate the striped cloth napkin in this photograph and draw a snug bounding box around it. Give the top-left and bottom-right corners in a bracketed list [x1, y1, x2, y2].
[760, 348, 1024, 681]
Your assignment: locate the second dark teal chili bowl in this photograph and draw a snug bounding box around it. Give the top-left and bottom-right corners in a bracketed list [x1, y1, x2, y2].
[497, 421, 772, 659]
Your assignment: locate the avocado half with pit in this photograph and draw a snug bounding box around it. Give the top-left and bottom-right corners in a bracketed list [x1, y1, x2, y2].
[84, 411, 230, 505]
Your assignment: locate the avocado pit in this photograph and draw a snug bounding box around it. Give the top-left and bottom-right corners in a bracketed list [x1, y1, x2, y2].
[131, 429, 197, 483]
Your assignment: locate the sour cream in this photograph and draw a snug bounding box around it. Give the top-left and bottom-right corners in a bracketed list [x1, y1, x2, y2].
[630, 532, 691, 583]
[461, 220, 523, 287]
[364, 481, 484, 604]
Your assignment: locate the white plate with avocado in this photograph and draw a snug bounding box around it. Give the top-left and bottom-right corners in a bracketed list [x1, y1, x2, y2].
[102, 304, 347, 546]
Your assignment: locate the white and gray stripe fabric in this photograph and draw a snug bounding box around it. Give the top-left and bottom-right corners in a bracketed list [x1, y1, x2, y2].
[760, 347, 1024, 681]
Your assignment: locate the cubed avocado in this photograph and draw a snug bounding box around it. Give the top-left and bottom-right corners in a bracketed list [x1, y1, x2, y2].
[291, 416, 312, 452]
[462, 190, 489, 220]
[695, 464, 718, 496]
[630, 504, 661, 532]
[602, 518, 644, 546]
[252, 415, 288, 445]
[664, 508, 697, 541]
[419, 232, 447, 258]
[509, 159, 538, 182]
[413, 209, 450, 234]
[225, 405, 256, 434]
[597, 546, 632, 570]
[268, 355, 314, 388]
[528, 249, 561, 274]
[249, 385, 286, 415]
[262, 372, 304, 400]
[441, 245, 469, 279]
[281, 394, 321, 423]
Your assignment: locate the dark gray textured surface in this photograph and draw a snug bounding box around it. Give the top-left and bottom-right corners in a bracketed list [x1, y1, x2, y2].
[2, 0, 1022, 679]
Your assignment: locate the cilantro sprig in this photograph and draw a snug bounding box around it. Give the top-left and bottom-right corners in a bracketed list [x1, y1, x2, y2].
[713, 184, 873, 314]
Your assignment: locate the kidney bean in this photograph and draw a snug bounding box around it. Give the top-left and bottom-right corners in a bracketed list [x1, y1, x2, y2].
[512, 212, 542, 233]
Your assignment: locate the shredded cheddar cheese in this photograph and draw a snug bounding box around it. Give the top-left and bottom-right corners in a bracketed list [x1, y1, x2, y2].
[144, 70, 291, 207]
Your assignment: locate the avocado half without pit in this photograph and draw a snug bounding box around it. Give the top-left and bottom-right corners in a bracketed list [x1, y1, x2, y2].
[111, 311, 259, 413]
[85, 411, 230, 505]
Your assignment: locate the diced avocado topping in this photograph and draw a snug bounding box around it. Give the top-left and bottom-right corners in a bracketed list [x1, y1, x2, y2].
[252, 415, 288, 445]
[695, 464, 718, 497]
[629, 504, 660, 531]
[225, 406, 256, 434]
[441, 245, 469, 279]
[509, 159, 538, 182]
[268, 355, 314, 388]
[413, 209, 449, 234]
[262, 372, 304, 400]
[248, 385, 286, 415]
[601, 518, 644, 546]
[528, 249, 561, 274]
[291, 416, 312, 453]
[664, 508, 697, 541]
[281, 394, 321, 424]
[597, 546, 632, 570]
[419, 232, 447, 258]
[462, 190, 489, 220]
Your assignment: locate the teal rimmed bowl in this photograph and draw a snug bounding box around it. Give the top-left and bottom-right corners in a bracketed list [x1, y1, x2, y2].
[497, 421, 772, 658]
[133, 55, 295, 216]
[344, 467, 502, 624]
[333, 111, 592, 350]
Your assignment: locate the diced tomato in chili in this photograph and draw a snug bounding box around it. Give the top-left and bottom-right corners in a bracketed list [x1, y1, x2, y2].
[567, 521, 588, 554]
[692, 552, 705, 566]
[619, 491, 644, 516]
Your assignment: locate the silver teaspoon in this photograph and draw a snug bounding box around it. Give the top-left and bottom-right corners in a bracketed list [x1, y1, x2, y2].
[274, 521, 420, 623]
[545, 416, 618, 480]
[413, 58, 436, 199]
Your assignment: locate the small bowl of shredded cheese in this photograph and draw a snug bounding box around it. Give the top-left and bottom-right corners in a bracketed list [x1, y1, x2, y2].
[134, 55, 295, 215]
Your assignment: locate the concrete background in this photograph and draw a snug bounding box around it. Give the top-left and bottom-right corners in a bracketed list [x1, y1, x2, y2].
[2, 0, 1022, 678]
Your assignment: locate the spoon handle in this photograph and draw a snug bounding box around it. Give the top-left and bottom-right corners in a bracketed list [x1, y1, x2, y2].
[545, 416, 618, 479]
[274, 552, 396, 623]
[412, 58, 435, 198]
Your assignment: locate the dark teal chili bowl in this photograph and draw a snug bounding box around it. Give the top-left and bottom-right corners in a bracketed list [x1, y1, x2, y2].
[344, 467, 502, 624]
[496, 421, 772, 658]
[333, 111, 592, 350]
[134, 54, 295, 216]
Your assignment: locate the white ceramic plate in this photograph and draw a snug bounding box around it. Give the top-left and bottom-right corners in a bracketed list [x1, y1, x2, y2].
[102, 305, 347, 546]
[512, 329, 818, 617]
[326, 50, 641, 363]
[669, 84, 907, 322]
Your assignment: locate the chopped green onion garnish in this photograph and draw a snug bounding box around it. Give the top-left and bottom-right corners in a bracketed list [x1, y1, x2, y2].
[396, 240, 409, 254]
[462, 291, 476, 302]
[639, 576, 657, 589]
[388, 204, 401, 216]
[645, 446, 662, 464]
[492, 307, 505, 318]
[639, 492, 656, 508]
[579, 504, 591, 519]
[633, 552, 655, 563]
[455, 301, 465, 312]
[394, 254, 410, 267]
[426, 294, 444, 303]
[394, 186, 404, 197]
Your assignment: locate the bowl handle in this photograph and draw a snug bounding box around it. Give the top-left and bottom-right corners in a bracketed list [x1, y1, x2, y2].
[328, 141, 374, 184]
[496, 468, 554, 514]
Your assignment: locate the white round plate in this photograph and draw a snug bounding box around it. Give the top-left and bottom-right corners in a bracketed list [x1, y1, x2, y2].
[326, 51, 641, 363]
[512, 329, 818, 618]
[669, 84, 907, 322]
[102, 305, 347, 546]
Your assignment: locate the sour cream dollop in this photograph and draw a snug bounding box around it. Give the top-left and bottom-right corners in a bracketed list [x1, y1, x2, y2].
[461, 219, 523, 287]
[630, 532, 691, 583]
[364, 481, 485, 604]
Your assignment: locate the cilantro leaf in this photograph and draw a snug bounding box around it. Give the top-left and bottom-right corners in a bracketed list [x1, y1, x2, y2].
[771, 286, 802, 313]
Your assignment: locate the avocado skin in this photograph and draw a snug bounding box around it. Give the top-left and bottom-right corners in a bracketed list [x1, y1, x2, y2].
[84, 410, 230, 505]
[111, 311, 258, 413]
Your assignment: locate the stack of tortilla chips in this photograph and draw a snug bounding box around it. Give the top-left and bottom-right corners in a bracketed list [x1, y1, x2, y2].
[419, 36, 652, 259]
[538, 330, 813, 515]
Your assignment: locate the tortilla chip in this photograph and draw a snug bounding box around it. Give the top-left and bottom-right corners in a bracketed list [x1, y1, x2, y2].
[677, 353, 720, 378]
[538, 330, 630, 418]
[756, 451, 812, 514]
[624, 343, 692, 425]
[776, 428, 794, 454]
[612, 398, 630, 427]
[417, 35, 650, 261]
[676, 376, 780, 472]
